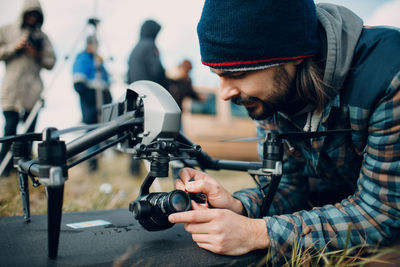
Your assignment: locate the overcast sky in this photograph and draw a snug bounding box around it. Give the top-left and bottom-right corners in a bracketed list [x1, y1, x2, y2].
[0, 0, 399, 136]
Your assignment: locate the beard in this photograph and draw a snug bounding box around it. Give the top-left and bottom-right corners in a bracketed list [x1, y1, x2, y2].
[231, 65, 299, 120]
[231, 95, 275, 120]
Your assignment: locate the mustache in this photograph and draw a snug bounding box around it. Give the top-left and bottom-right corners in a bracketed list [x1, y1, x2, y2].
[231, 96, 260, 106]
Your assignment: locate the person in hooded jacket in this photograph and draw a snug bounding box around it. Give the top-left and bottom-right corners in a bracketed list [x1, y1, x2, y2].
[127, 19, 168, 88]
[126, 19, 168, 175]
[168, 0, 400, 263]
[0, 0, 56, 176]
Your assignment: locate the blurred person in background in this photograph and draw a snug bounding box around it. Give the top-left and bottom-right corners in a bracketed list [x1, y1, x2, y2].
[166, 59, 205, 180]
[126, 19, 168, 175]
[166, 59, 203, 110]
[0, 0, 56, 177]
[72, 35, 112, 172]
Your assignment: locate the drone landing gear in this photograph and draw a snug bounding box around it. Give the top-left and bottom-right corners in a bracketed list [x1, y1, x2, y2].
[11, 128, 68, 259]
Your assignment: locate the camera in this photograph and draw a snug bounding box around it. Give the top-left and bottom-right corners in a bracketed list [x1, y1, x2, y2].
[28, 30, 44, 51]
[130, 190, 191, 231]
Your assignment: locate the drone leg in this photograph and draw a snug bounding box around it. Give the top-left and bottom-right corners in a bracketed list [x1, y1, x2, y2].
[17, 172, 31, 223]
[260, 174, 282, 217]
[46, 185, 64, 259]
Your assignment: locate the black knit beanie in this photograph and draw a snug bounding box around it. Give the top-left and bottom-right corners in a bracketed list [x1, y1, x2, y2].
[197, 0, 320, 71]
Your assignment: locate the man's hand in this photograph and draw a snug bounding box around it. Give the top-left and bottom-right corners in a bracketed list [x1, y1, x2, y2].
[15, 33, 28, 51]
[169, 202, 270, 255]
[176, 168, 244, 214]
[14, 33, 40, 58]
[24, 42, 40, 58]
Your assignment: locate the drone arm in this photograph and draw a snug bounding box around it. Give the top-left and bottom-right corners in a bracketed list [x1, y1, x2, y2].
[176, 132, 218, 170]
[66, 114, 142, 158]
[183, 159, 262, 172]
[175, 132, 262, 171]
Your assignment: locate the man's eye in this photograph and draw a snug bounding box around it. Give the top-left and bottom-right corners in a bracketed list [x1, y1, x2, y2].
[230, 72, 247, 79]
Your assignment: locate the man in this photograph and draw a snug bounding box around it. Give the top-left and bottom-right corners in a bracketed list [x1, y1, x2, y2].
[73, 35, 112, 172]
[0, 0, 56, 176]
[166, 59, 204, 180]
[166, 59, 201, 110]
[126, 19, 168, 175]
[168, 0, 400, 262]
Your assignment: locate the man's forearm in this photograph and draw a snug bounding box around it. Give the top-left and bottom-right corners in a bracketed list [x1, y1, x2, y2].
[230, 196, 246, 215]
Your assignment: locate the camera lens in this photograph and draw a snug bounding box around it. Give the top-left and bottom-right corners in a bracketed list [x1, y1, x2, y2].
[160, 190, 191, 215]
[170, 190, 191, 211]
[130, 190, 191, 231]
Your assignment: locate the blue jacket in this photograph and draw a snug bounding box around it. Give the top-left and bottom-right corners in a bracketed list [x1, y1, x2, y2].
[72, 50, 111, 124]
[73, 51, 109, 89]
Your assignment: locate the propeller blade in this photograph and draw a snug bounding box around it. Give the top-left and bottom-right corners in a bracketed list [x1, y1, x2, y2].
[219, 136, 261, 142]
[218, 129, 352, 143]
[0, 132, 42, 143]
[51, 123, 103, 137]
[0, 123, 106, 144]
[47, 186, 64, 259]
[278, 129, 352, 141]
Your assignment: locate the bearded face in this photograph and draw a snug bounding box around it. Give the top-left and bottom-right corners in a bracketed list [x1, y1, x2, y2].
[229, 65, 299, 120]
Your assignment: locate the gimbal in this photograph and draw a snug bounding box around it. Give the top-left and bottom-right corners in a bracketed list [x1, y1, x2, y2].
[2, 80, 352, 260]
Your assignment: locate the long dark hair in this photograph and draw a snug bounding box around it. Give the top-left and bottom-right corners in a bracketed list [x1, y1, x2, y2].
[295, 58, 331, 113]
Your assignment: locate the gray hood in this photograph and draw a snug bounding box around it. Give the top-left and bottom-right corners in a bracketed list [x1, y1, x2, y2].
[317, 3, 363, 91]
[19, 0, 44, 28]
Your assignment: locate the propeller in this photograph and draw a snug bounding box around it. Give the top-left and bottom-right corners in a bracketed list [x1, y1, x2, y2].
[0, 123, 105, 144]
[219, 129, 352, 142]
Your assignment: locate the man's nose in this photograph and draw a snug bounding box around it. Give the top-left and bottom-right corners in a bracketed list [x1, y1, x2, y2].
[219, 79, 240, 101]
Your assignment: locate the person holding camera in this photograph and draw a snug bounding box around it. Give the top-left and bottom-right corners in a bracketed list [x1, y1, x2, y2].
[0, 0, 56, 177]
[168, 0, 400, 263]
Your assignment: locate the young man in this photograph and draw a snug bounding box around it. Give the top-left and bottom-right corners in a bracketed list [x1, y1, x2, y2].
[0, 0, 56, 176]
[168, 0, 400, 262]
[73, 35, 112, 172]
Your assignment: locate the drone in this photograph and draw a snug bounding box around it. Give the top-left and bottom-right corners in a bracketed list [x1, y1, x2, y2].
[0, 80, 352, 259]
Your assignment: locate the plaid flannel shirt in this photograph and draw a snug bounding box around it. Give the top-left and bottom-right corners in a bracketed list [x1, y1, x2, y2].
[233, 40, 400, 259]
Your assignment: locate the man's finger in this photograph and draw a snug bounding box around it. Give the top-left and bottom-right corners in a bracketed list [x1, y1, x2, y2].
[178, 168, 200, 183]
[196, 242, 217, 254]
[185, 179, 216, 197]
[191, 200, 208, 210]
[174, 179, 185, 190]
[168, 209, 212, 224]
[192, 233, 212, 244]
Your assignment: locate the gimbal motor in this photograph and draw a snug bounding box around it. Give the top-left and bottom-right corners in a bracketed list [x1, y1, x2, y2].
[102, 81, 204, 231]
